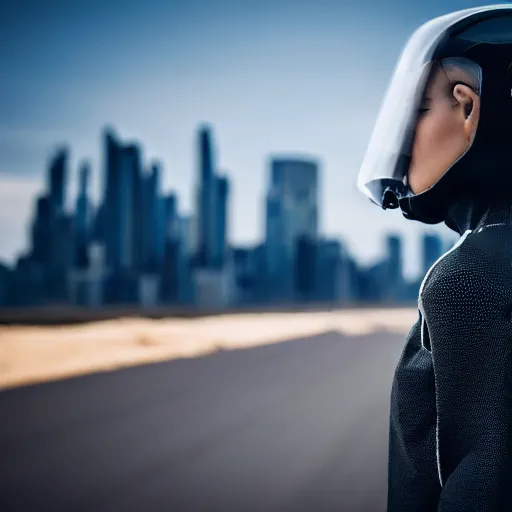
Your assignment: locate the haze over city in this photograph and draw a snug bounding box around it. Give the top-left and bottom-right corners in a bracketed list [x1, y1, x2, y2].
[0, 0, 493, 278]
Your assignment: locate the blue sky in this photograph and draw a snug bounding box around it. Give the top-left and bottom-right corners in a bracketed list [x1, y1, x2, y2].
[0, 0, 497, 277]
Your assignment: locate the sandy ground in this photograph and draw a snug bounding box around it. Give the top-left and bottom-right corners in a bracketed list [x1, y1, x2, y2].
[0, 307, 417, 390]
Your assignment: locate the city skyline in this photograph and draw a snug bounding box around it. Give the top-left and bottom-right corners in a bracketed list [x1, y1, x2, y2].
[1, 0, 484, 277]
[0, 123, 450, 308]
[0, 123, 456, 282]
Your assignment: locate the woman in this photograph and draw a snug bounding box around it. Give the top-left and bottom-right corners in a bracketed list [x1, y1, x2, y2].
[357, 5, 512, 511]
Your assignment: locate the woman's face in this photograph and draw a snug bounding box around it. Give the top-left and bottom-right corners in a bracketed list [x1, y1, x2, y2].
[407, 64, 480, 195]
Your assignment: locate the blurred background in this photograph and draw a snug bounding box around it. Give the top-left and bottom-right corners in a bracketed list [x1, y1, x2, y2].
[3, 0, 490, 313]
[0, 0, 496, 510]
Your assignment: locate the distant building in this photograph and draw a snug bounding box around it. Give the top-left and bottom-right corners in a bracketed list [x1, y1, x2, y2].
[48, 213, 74, 301]
[159, 198, 197, 305]
[295, 235, 317, 302]
[159, 194, 180, 303]
[232, 246, 261, 306]
[141, 163, 164, 273]
[422, 233, 444, 276]
[103, 130, 123, 269]
[88, 243, 107, 306]
[315, 238, 354, 303]
[123, 143, 144, 271]
[31, 195, 53, 266]
[263, 187, 285, 296]
[9, 254, 45, 306]
[251, 244, 267, 304]
[48, 148, 68, 215]
[403, 277, 422, 302]
[177, 216, 195, 304]
[193, 265, 235, 309]
[102, 130, 144, 274]
[194, 126, 216, 268]
[91, 203, 106, 243]
[103, 269, 139, 305]
[358, 260, 389, 303]
[384, 234, 404, 302]
[0, 263, 11, 306]
[265, 158, 319, 300]
[192, 126, 231, 273]
[211, 175, 229, 268]
[69, 242, 107, 307]
[28, 148, 72, 302]
[138, 274, 160, 308]
[74, 162, 91, 269]
[160, 236, 180, 304]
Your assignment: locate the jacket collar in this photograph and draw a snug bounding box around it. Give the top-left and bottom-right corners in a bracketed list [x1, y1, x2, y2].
[444, 196, 512, 235]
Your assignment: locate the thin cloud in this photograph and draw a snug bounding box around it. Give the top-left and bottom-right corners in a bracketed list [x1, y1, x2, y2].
[0, 126, 68, 149]
[0, 174, 44, 263]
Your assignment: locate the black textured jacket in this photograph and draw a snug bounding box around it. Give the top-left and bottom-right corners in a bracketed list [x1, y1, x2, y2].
[388, 198, 512, 511]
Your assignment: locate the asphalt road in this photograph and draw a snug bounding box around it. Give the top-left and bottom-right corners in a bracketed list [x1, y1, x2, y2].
[0, 329, 405, 512]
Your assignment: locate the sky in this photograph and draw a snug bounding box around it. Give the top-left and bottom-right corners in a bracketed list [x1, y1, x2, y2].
[0, 0, 499, 278]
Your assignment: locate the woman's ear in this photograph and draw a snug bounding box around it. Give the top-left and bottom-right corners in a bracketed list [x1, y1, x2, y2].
[453, 84, 480, 142]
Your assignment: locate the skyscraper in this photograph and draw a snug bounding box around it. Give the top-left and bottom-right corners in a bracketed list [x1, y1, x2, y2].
[270, 158, 318, 240]
[101, 130, 144, 304]
[160, 193, 181, 303]
[315, 238, 342, 302]
[48, 148, 68, 215]
[31, 195, 53, 265]
[103, 129, 123, 269]
[50, 213, 74, 300]
[211, 175, 229, 268]
[384, 234, 404, 301]
[122, 143, 143, 271]
[177, 215, 194, 304]
[116, 144, 135, 270]
[0, 263, 10, 306]
[163, 193, 179, 239]
[422, 233, 443, 277]
[141, 162, 164, 273]
[265, 158, 319, 299]
[74, 161, 91, 269]
[295, 234, 317, 301]
[195, 125, 216, 268]
[28, 150, 72, 302]
[264, 187, 284, 284]
[102, 129, 143, 272]
[232, 247, 255, 305]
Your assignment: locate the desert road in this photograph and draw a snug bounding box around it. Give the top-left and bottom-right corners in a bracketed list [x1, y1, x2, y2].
[0, 330, 404, 512]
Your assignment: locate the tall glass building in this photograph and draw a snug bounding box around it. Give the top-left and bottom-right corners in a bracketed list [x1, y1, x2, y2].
[265, 158, 319, 299]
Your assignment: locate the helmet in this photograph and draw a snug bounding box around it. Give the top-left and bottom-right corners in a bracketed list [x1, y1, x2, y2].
[357, 5, 512, 224]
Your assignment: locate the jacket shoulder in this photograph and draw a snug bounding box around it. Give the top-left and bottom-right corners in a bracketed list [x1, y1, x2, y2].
[420, 226, 512, 312]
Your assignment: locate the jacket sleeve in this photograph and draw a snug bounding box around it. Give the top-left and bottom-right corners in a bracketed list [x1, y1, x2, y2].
[387, 313, 442, 511]
[422, 246, 512, 511]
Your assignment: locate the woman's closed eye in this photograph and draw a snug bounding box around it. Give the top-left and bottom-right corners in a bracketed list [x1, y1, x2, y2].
[418, 96, 431, 117]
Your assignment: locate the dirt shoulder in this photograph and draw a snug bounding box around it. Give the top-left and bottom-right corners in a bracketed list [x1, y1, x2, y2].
[0, 308, 417, 390]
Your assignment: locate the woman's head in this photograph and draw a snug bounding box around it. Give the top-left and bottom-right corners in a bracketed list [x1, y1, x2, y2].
[357, 5, 512, 226]
[407, 57, 482, 195]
